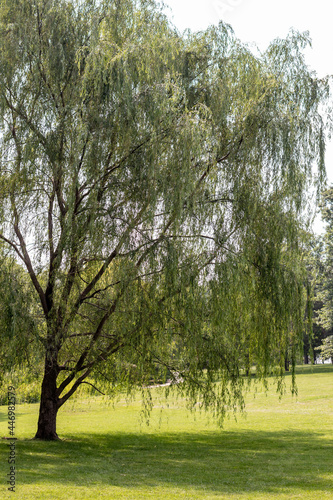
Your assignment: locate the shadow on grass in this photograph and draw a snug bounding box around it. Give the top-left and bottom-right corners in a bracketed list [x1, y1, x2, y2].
[15, 429, 333, 495]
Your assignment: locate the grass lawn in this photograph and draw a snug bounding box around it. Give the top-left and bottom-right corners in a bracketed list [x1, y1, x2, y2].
[0, 365, 332, 499]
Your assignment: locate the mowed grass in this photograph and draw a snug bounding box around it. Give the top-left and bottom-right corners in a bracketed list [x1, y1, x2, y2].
[0, 365, 332, 499]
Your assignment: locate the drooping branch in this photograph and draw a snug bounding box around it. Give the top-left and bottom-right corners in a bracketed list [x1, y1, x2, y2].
[7, 120, 49, 316]
[13, 219, 48, 317]
[70, 201, 150, 315]
[0, 233, 25, 262]
[57, 338, 123, 405]
[3, 88, 49, 152]
[79, 381, 105, 395]
[57, 367, 92, 408]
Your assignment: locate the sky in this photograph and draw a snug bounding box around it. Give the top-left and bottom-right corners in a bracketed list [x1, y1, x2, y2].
[162, 0, 333, 233]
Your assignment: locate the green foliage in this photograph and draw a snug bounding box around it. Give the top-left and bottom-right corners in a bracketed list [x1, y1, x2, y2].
[0, 0, 330, 436]
[313, 187, 333, 330]
[304, 234, 331, 363]
[0, 366, 42, 404]
[0, 252, 41, 378]
[315, 334, 333, 361]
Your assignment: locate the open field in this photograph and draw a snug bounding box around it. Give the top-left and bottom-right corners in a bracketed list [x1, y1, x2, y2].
[0, 365, 332, 499]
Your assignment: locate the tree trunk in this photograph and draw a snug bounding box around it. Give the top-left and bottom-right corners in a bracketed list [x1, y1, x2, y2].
[34, 350, 60, 440]
[284, 354, 290, 372]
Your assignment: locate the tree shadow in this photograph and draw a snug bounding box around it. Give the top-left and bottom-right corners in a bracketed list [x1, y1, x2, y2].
[14, 429, 333, 495]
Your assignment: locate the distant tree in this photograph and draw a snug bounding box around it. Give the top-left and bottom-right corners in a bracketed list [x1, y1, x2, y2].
[305, 187, 333, 362]
[0, 0, 329, 439]
[315, 188, 333, 329]
[315, 335, 333, 363]
[303, 236, 323, 364]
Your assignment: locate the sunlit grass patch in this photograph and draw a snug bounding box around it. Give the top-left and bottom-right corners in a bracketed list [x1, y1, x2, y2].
[0, 365, 332, 499]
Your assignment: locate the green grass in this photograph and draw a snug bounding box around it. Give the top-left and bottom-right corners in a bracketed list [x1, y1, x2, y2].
[1, 365, 333, 499]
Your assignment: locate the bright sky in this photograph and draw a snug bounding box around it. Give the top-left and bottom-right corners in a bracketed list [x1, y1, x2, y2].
[163, 0, 333, 233]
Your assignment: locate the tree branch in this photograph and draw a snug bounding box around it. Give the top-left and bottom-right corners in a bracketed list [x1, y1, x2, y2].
[79, 381, 105, 395]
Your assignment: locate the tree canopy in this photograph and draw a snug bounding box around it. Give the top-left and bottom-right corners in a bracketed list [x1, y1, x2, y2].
[0, 0, 329, 439]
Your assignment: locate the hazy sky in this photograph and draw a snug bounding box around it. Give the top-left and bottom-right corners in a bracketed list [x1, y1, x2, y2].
[163, 0, 332, 74]
[163, 0, 333, 232]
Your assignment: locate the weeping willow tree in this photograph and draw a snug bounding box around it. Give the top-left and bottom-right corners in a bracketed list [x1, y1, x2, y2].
[0, 0, 329, 439]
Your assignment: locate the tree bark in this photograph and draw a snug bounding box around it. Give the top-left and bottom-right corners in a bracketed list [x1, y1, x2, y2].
[34, 350, 60, 440]
[284, 354, 290, 372]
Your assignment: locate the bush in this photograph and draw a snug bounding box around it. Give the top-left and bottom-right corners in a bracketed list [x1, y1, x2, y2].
[0, 366, 42, 404]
